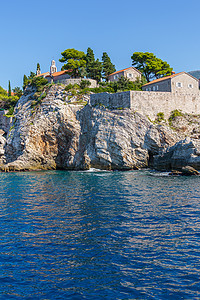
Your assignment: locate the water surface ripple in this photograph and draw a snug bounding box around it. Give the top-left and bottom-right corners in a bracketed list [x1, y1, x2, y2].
[0, 170, 200, 299]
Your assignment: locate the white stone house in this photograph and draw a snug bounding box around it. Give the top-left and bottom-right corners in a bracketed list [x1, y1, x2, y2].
[142, 72, 199, 93]
[108, 67, 142, 82]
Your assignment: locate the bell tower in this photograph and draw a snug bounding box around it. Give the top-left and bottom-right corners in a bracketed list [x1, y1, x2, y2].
[50, 60, 57, 74]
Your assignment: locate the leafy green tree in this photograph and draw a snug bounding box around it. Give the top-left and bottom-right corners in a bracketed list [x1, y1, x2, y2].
[131, 52, 173, 82]
[13, 87, 23, 98]
[8, 80, 11, 96]
[59, 48, 86, 78]
[102, 52, 116, 81]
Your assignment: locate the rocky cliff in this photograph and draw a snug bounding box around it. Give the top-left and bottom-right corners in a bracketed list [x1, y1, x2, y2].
[0, 84, 199, 172]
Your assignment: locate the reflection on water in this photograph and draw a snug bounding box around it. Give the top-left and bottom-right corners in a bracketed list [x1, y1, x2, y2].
[0, 170, 200, 299]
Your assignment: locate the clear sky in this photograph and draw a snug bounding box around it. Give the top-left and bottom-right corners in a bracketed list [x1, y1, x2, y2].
[1, 0, 200, 89]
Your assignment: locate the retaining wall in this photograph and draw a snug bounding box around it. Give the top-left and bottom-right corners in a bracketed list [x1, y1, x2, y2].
[90, 91, 200, 120]
[54, 78, 97, 88]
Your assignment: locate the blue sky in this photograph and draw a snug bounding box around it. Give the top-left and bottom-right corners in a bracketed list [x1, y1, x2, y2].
[1, 0, 200, 89]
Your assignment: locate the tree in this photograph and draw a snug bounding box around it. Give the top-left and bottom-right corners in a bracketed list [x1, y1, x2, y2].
[102, 52, 116, 81]
[59, 48, 86, 78]
[23, 75, 28, 89]
[36, 63, 41, 75]
[131, 52, 173, 82]
[8, 80, 11, 97]
[13, 87, 23, 98]
[85, 48, 102, 82]
[29, 72, 36, 79]
[86, 47, 95, 77]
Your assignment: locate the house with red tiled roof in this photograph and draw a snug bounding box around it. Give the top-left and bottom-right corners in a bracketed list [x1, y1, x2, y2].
[142, 72, 199, 93]
[108, 67, 141, 82]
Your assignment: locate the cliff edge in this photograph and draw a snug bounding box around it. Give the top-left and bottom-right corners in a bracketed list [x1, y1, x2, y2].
[0, 84, 199, 172]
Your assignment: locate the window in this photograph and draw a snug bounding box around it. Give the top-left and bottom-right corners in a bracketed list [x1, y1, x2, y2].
[188, 84, 193, 88]
[114, 75, 118, 80]
[128, 73, 133, 78]
[153, 86, 156, 91]
[176, 82, 182, 88]
[156, 85, 159, 91]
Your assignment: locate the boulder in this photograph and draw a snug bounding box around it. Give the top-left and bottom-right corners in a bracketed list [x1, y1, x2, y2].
[181, 166, 199, 176]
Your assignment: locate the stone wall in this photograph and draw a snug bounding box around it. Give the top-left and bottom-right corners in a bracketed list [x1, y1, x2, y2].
[90, 92, 131, 108]
[90, 91, 200, 120]
[54, 78, 97, 88]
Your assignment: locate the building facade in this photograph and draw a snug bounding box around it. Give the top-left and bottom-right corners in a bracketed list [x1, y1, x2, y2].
[142, 72, 199, 93]
[108, 67, 142, 82]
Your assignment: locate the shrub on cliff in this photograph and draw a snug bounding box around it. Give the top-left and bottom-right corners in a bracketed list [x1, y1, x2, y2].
[168, 110, 183, 126]
[31, 77, 48, 92]
[0, 86, 19, 114]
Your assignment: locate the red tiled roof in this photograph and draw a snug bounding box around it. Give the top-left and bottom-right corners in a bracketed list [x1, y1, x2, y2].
[36, 72, 50, 77]
[46, 70, 71, 78]
[7, 91, 15, 96]
[109, 67, 141, 76]
[142, 72, 198, 86]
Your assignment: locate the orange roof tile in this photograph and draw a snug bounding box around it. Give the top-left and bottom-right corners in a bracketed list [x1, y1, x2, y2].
[109, 67, 141, 76]
[46, 70, 71, 78]
[142, 72, 198, 86]
[36, 72, 49, 77]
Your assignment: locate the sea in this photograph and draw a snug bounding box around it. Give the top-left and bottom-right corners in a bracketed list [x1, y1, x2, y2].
[0, 169, 200, 299]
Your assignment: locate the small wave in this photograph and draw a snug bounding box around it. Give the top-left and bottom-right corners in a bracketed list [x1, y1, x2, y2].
[149, 171, 170, 177]
[82, 168, 108, 172]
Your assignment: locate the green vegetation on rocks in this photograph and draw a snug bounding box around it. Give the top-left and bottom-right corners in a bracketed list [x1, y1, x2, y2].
[0, 86, 19, 115]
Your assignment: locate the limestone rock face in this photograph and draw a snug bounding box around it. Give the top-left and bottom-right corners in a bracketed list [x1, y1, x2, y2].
[154, 138, 200, 171]
[0, 85, 180, 171]
[2, 85, 81, 171]
[77, 106, 178, 170]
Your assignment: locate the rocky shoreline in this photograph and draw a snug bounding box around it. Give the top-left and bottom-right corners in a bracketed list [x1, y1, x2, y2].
[0, 84, 200, 174]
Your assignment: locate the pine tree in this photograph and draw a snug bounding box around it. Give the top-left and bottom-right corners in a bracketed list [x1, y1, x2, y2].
[102, 52, 116, 81]
[8, 80, 11, 96]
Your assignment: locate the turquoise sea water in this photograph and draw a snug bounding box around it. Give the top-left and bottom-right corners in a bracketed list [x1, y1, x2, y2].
[0, 170, 200, 299]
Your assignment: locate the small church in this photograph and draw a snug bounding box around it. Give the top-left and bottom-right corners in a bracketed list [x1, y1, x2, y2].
[36, 60, 71, 83]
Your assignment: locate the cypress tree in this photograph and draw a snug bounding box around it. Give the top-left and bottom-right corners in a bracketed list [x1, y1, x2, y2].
[86, 48, 95, 78]
[86, 48, 102, 82]
[36, 63, 41, 75]
[23, 75, 28, 90]
[102, 52, 116, 81]
[37, 63, 41, 71]
[8, 80, 11, 96]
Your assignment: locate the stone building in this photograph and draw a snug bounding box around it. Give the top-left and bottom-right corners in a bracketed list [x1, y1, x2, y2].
[46, 70, 71, 83]
[108, 67, 142, 82]
[142, 72, 199, 93]
[50, 60, 57, 74]
[36, 60, 97, 87]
